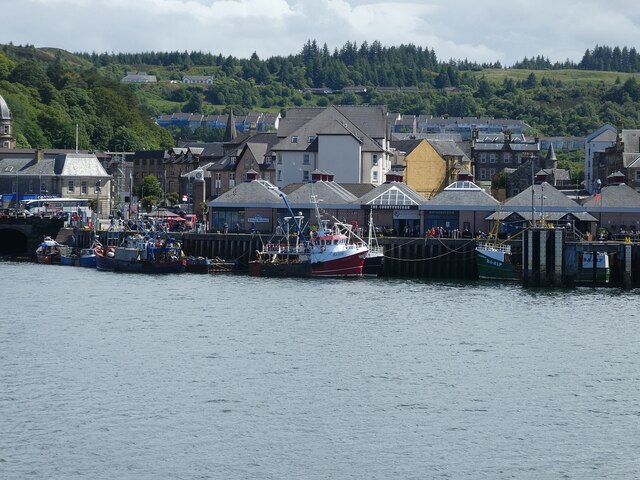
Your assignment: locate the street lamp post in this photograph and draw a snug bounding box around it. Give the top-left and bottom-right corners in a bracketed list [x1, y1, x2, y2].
[95, 180, 101, 226]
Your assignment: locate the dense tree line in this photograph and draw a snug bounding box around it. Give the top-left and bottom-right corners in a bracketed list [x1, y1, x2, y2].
[513, 45, 640, 72]
[1, 41, 639, 151]
[0, 44, 174, 150]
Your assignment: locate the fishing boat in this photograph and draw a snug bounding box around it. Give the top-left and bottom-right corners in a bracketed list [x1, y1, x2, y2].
[333, 210, 384, 277]
[475, 220, 520, 281]
[249, 194, 368, 278]
[35, 236, 62, 264]
[59, 241, 98, 267]
[95, 234, 186, 273]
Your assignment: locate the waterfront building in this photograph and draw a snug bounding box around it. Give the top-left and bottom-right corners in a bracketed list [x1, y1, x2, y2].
[582, 181, 640, 236]
[0, 149, 111, 214]
[423, 179, 499, 235]
[490, 182, 597, 235]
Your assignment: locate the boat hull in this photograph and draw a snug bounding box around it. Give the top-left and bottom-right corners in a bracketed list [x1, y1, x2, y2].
[311, 251, 366, 277]
[475, 248, 519, 281]
[96, 252, 186, 273]
[248, 260, 312, 277]
[363, 253, 384, 277]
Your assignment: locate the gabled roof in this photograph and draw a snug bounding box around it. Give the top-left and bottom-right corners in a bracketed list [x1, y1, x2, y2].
[585, 124, 617, 143]
[503, 182, 581, 211]
[621, 130, 640, 153]
[273, 106, 384, 153]
[428, 139, 466, 157]
[581, 183, 640, 209]
[425, 180, 499, 209]
[286, 181, 358, 207]
[357, 182, 426, 206]
[208, 179, 284, 207]
[390, 139, 423, 156]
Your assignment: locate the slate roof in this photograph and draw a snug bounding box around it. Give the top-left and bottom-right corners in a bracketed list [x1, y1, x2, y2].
[273, 106, 384, 153]
[285, 181, 359, 207]
[425, 181, 499, 209]
[0, 153, 110, 178]
[208, 179, 284, 207]
[503, 182, 581, 211]
[390, 139, 422, 156]
[581, 183, 640, 209]
[428, 140, 466, 158]
[585, 124, 617, 143]
[621, 130, 640, 153]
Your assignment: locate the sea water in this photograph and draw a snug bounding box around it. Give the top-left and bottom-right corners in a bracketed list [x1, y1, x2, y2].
[1, 262, 638, 479]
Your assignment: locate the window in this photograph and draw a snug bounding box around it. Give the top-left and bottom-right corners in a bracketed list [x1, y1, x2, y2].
[277, 154, 282, 165]
[28, 180, 33, 193]
[303, 170, 309, 182]
[373, 171, 378, 181]
[291, 136, 298, 144]
[229, 173, 236, 187]
[503, 153, 511, 163]
[81, 181, 87, 194]
[141, 159, 147, 166]
[636, 171, 640, 181]
[277, 170, 282, 181]
[68, 181, 74, 193]
[480, 153, 487, 163]
[303, 154, 310, 165]
[308, 136, 315, 143]
[489, 154, 496, 163]
[479, 169, 486, 180]
[489, 168, 496, 177]
[373, 154, 378, 165]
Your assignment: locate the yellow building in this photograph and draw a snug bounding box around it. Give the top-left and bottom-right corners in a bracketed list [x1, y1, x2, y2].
[391, 139, 470, 199]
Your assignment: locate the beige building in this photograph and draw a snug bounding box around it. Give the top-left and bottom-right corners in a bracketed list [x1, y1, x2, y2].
[391, 138, 470, 199]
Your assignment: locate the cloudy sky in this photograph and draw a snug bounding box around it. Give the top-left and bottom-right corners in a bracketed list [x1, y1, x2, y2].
[2, 0, 639, 66]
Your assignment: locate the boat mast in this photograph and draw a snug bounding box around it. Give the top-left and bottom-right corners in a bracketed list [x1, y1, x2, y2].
[279, 193, 307, 246]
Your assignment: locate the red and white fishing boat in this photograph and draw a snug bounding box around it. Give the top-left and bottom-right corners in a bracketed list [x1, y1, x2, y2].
[249, 194, 368, 278]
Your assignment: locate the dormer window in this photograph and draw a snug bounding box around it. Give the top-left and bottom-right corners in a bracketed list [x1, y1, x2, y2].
[308, 136, 315, 143]
[291, 136, 298, 144]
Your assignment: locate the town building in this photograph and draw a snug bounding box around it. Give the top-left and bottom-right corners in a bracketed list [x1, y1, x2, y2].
[271, 105, 392, 188]
[417, 116, 530, 140]
[390, 138, 470, 199]
[584, 124, 617, 194]
[0, 149, 111, 214]
[592, 129, 640, 193]
[471, 131, 541, 186]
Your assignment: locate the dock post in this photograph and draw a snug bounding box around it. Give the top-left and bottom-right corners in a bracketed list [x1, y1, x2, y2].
[554, 229, 563, 287]
[539, 229, 547, 285]
[623, 244, 632, 290]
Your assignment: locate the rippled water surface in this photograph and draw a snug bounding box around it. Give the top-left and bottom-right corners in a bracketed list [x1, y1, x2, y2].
[1, 262, 639, 479]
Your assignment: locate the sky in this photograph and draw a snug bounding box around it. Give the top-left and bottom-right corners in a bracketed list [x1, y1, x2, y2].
[2, 0, 639, 66]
